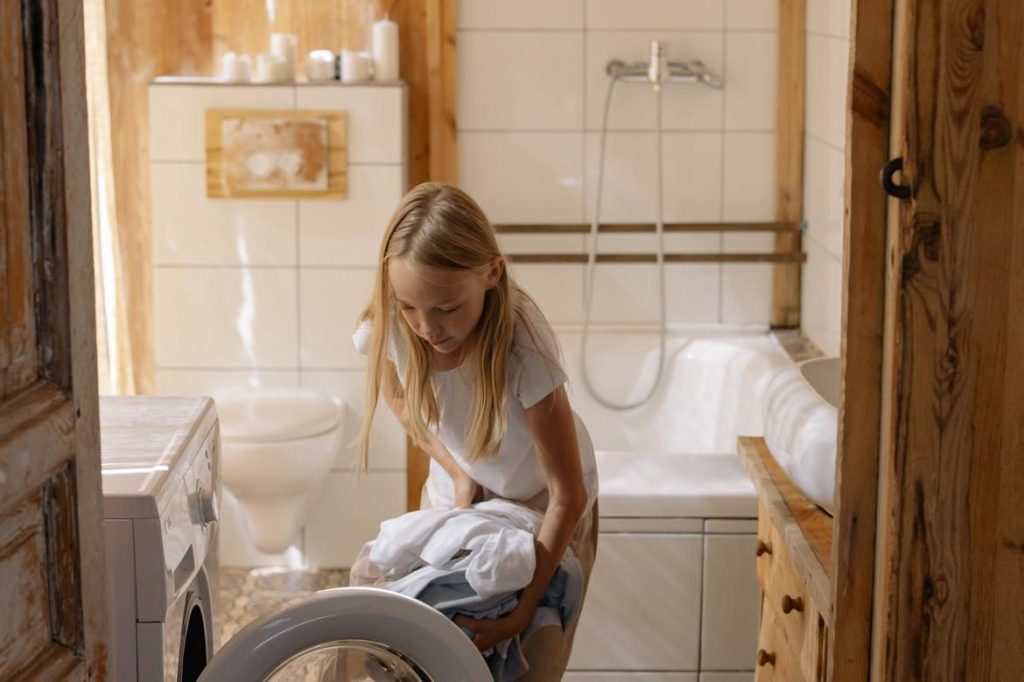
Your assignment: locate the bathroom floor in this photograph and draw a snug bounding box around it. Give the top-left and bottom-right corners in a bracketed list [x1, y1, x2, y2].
[219, 567, 350, 642]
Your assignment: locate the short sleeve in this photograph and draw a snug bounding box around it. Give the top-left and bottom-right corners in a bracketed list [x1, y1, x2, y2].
[352, 318, 373, 356]
[511, 310, 567, 409]
[351, 316, 401, 364]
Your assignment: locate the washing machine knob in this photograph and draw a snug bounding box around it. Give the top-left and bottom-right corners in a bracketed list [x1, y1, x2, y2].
[194, 484, 219, 527]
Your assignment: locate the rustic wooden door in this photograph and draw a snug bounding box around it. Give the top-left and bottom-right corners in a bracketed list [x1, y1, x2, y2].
[1, 0, 108, 678]
[874, 0, 1024, 678]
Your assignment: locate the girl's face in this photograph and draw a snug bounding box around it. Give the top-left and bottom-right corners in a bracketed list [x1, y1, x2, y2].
[388, 257, 502, 355]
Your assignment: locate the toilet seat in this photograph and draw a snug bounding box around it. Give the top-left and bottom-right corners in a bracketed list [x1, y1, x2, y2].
[198, 587, 490, 681]
[218, 387, 341, 443]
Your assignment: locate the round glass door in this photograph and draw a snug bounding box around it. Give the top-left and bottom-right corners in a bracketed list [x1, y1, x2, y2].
[266, 639, 431, 681]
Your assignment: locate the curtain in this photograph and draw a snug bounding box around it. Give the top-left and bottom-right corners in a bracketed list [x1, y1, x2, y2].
[83, 0, 135, 395]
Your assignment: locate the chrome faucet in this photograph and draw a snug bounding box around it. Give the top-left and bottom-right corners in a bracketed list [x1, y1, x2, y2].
[606, 41, 723, 89]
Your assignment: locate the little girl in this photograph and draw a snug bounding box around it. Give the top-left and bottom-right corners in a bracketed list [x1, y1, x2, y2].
[354, 182, 599, 680]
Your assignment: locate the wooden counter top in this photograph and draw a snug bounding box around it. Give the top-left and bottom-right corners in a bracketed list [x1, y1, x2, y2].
[737, 436, 834, 622]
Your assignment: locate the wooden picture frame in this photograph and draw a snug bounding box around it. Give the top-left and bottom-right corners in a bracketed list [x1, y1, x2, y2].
[205, 108, 347, 199]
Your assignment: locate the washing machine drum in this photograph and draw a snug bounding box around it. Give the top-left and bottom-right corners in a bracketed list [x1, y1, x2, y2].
[199, 587, 490, 681]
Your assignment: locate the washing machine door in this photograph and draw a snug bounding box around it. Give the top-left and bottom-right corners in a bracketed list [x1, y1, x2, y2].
[198, 587, 490, 681]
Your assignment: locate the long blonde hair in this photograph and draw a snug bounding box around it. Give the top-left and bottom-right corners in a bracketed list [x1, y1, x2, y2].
[356, 183, 554, 471]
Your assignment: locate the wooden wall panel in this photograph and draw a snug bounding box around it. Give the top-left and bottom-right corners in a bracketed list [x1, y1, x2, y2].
[878, 0, 1024, 678]
[771, 0, 805, 328]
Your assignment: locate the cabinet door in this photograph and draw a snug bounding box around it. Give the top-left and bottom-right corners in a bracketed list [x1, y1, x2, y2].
[568, 533, 703, 671]
[701, 534, 760, 670]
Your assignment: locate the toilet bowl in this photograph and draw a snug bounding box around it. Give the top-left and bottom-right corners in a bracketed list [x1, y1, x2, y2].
[217, 387, 343, 554]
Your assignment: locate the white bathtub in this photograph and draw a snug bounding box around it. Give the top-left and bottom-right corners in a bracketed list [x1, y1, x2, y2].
[558, 327, 792, 455]
[555, 326, 792, 679]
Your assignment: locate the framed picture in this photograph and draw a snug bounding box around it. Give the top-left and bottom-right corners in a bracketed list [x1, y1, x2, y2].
[205, 109, 347, 199]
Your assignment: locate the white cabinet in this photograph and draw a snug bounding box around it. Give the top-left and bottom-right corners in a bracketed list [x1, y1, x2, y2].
[701, 534, 760, 669]
[568, 533, 703, 671]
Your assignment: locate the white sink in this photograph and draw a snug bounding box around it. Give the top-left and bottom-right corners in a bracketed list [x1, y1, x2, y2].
[761, 357, 840, 515]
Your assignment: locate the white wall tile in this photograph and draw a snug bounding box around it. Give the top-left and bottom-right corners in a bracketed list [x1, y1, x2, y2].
[803, 134, 845, 259]
[586, 132, 658, 223]
[151, 163, 297, 266]
[724, 32, 777, 130]
[726, 0, 778, 29]
[587, 0, 723, 30]
[801, 236, 843, 356]
[296, 85, 405, 164]
[458, 0, 583, 29]
[722, 132, 774, 222]
[148, 84, 294, 162]
[721, 263, 773, 323]
[805, 34, 849, 151]
[299, 165, 405, 266]
[305, 471, 407, 567]
[584, 263, 720, 325]
[509, 264, 583, 324]
[663, 133, 724, 222]
[154, 267, 298, 368]
[667, 265, 721, 323]
[300, 370, 407, 471]
[155, 369, 299, 397]
[299, 268, 375, 369]
[587, 32, 724, 131]
[585, 132, 722, 224]
[458, 32, 583, 130]
[807, 0, 852, 38]
[460, 133, 585, 224]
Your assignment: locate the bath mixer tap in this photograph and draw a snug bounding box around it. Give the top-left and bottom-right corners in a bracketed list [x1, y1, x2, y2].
[605, 41, 723, 89]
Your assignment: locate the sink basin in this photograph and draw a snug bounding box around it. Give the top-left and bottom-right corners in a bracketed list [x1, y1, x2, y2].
[761, 356, 840, 514]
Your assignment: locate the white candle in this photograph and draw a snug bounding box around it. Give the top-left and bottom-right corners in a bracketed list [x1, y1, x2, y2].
[340, 49, 372, 83]
[371, 17, 399, 81]
[269, 33, 297, 81]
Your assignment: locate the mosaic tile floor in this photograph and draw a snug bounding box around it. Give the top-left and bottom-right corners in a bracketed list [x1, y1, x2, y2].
[218, 567, 350, 643]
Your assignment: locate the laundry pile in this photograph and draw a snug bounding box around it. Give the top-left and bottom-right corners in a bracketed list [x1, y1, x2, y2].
[350, 499, 582, 680]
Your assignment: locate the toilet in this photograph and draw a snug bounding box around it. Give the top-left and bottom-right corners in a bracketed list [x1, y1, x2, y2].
[216, 387, 343, 554]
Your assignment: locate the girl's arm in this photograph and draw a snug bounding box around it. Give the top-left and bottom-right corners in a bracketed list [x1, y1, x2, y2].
[379, 360, 480, 507]
[456, 384, 588, 649]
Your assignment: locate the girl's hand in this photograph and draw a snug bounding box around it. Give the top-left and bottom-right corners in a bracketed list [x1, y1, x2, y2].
[453, 607, 533, 652]
[453, 474, 481, 508]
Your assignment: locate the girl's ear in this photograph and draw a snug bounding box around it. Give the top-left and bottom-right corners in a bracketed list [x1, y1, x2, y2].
[485, 256, 504, 288]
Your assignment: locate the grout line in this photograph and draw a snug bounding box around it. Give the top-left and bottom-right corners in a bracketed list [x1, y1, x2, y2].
[459, 127, 774, 134]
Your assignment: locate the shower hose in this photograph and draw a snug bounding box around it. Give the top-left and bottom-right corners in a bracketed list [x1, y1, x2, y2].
[580, 75, 668, 410]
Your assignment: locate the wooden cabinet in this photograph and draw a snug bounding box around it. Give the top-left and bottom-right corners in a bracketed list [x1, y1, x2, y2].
[754, 509, 829, 682]
[739, 438, 833, 682]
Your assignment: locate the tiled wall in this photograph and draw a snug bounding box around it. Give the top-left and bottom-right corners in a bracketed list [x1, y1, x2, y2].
[456, 0, 781, 326]
[149, 82, 408, 567]
[801, 2, 850, 356]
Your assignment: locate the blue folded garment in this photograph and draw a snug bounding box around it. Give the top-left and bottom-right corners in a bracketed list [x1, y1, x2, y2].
[398, 552, 583, 681]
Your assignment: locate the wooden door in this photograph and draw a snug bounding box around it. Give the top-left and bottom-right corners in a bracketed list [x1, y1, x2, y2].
[874, 0, 1024, 678]
[1, 0, 108, 678]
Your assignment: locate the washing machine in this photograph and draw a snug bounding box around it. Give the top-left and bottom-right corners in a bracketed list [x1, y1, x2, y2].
[101, 396, 221, 681]
[102, 396, 489, 681]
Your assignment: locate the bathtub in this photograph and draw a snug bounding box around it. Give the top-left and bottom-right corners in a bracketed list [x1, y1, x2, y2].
[554, 326, 793, 679]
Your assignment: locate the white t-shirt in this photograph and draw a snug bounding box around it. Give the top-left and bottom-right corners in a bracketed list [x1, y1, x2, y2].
[353, 303, 598, 514]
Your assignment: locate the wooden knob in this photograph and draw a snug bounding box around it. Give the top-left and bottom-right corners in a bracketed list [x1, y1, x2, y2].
[757, 649, 776, 666]
[781, 594, 804, 614]
[756, 539, 772, 556]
